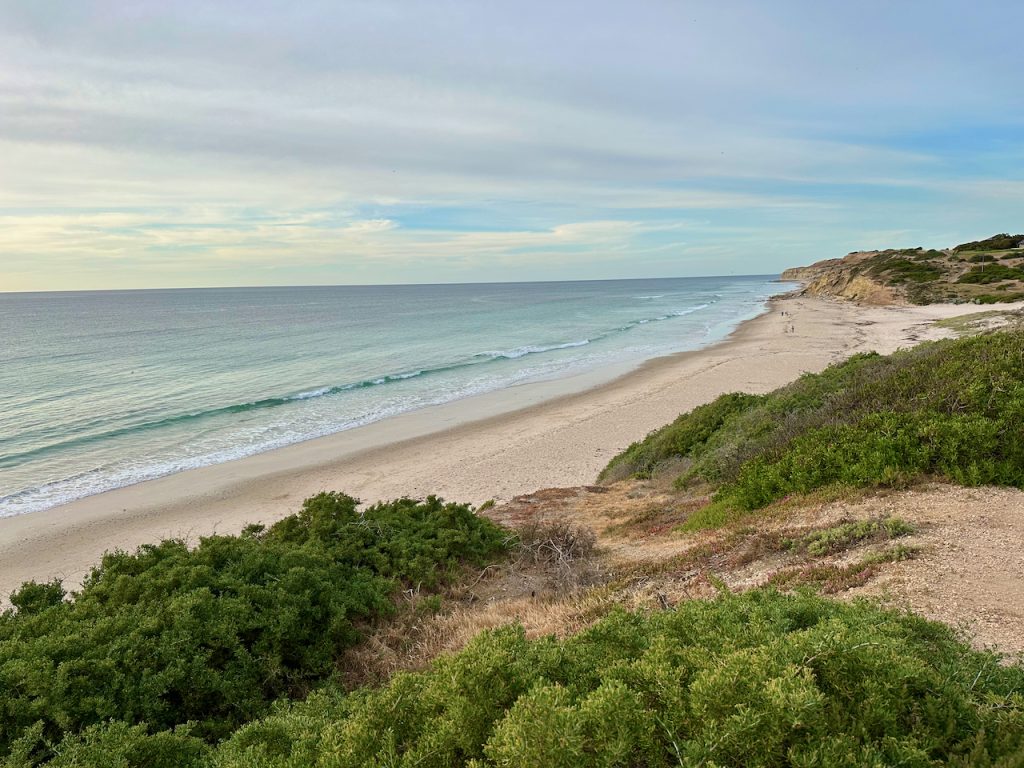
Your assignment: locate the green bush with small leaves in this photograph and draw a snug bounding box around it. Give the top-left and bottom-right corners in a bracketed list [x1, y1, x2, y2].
[796, 518, 914, 557]
[867, 257, 942, 284]
[976, 292, 1024, 304]
[954, 233, 1024, 252]
[957, 264, 1024, 284]
[197, 590, 1024, 767]
[600, 392, 764, 481]
[605, 329, 1024, 517]
[0, 493, 508, 764]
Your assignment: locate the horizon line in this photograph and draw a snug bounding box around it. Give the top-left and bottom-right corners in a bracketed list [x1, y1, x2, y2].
[0, 272, 785, 296]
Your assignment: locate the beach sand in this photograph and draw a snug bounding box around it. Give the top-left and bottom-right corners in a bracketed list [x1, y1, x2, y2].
[0, 295, 1008, 600]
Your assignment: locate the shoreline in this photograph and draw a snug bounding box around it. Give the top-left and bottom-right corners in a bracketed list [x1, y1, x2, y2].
[1, 287, 777, 520]
[0, 295, 1008, 599]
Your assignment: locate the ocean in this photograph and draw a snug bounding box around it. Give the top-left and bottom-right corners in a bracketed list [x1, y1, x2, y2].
[0, 276, 783, 517]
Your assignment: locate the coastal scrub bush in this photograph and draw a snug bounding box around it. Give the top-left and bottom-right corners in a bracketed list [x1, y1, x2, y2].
[794, 517, 914, 557]
[867, 257, 942, 283]
[604, 329, 1024, 516]
[976, 292, 1024, 304]
[599, 392, 764, 481]
[4, 722, 210, 768]
[957, 264, 1024, 284]
[954, 233, 1024, 252]
[200, 589, 1024, 767]
[0, 493, 508, 763]
[720, 410, 1023, 510]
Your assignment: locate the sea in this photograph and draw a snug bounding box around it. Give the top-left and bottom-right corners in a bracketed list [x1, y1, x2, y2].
[0, 276, 784, 517]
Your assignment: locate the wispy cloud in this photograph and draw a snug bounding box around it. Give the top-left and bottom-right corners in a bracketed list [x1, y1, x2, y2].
[0, 0, 1022, 290]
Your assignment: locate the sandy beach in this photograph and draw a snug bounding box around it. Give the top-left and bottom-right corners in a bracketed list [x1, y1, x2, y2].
[0, 295, 1009, 600]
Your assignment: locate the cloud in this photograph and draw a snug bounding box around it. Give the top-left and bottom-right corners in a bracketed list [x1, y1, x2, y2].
[0, 0, 1022, 290]
[0, 206, 706, 289]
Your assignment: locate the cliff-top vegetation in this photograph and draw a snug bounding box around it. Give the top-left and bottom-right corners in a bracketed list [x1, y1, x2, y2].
[782, 232, 1024, 304]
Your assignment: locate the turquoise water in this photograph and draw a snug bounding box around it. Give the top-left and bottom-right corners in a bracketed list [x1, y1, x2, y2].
[0, 276, 783, 516]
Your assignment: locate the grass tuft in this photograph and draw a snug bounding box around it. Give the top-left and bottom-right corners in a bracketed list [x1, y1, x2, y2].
[768, 546, 918, 594]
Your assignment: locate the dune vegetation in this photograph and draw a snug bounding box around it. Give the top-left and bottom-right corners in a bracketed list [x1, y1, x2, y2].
[18, 591, 1024, 767]
[0, 494, 508, 766]
[602, 328, 1024, 529]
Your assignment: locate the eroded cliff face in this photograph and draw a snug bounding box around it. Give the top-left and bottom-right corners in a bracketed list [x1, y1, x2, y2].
[800, 269, 901, 305]
[782, 251, 903, 305]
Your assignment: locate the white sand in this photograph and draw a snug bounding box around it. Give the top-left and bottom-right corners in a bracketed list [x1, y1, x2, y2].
[0, 296, 1008, 600]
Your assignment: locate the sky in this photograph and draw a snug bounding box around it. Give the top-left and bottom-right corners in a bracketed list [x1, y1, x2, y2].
[0, 0, 1022, 291]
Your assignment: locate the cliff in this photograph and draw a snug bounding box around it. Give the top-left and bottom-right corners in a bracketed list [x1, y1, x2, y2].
[781, 251, 901, 305]
[782, 233, 1024, 305]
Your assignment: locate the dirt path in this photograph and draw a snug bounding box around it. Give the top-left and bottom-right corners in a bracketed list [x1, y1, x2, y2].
[844, 485, 1024, 656]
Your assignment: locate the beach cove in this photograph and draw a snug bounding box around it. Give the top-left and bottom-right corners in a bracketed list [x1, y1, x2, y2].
[0, 294, 1007, 600]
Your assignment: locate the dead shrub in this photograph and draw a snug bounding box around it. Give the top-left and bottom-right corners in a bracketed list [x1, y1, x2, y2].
[515, 518, 596, 565]
[513, 517, 598, 589]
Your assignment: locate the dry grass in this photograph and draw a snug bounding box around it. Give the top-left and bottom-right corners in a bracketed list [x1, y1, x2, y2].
[767, 545, 917, 594]
[337, 565, 617, 689]
[603, 495, 711, 538]
[337, 481, 930, 690]
[338, 511, 609, 689]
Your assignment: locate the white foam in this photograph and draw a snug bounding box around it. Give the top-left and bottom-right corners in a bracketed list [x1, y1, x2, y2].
[479, 339, 591, 360]
[671, 303, 710, 317]
[291, 387, 331, 400]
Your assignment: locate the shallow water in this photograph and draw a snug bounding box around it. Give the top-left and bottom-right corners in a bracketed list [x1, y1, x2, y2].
[0, 276, 783, 516]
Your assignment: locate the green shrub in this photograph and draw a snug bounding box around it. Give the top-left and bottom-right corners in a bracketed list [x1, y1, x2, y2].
[605, 330, 1024, 514]
[7, 580, 65, 615]
[796, 518, 914, 556]
[4, 722, 210, 768]
[0, 494, 508, 762]
[719, 410, 1023, 510]
[599, 393, 764, 481]
[976, 292, 1024, 304]
[954, 233, 1024, 252]
[858, 254, 943, 285]
[957, 264, 1024, 284]
[204, 590, 1024, 767]
[872, 257, 942, 283]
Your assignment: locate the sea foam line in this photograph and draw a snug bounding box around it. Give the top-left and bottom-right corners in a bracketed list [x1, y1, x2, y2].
[1, 303, 718, 470]
[0, 299, 728, 516]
